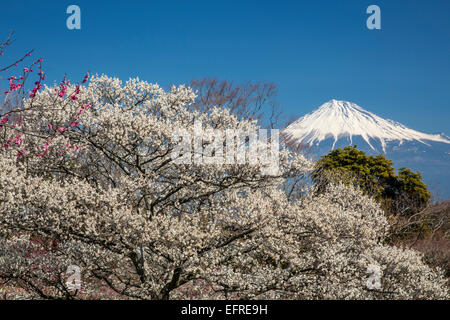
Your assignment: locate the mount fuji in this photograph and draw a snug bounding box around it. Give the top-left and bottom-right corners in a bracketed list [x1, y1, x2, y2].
[283, 100, 450, 198]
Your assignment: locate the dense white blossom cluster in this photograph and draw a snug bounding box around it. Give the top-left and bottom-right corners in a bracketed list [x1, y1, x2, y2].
[0, 76, 447, 299]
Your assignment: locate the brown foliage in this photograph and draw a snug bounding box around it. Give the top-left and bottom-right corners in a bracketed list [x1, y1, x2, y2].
[390, 201, 450, 279]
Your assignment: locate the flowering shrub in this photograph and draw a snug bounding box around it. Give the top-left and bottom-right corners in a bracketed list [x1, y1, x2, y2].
[0, 75, 448, 300]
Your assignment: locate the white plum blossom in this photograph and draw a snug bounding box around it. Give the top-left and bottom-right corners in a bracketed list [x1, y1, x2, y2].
[0, 75, 447, 300]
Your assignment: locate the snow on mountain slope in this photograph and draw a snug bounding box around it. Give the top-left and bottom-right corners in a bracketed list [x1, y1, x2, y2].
[283, 99, 450, 152]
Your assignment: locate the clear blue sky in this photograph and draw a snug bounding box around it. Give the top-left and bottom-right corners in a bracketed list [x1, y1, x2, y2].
[1, 0, 449, 133]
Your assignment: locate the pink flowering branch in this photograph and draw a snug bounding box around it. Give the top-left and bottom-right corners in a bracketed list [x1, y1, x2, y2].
[0, 32, 34, 73]
[0, 31, 14, 57]
[1, 33, 90, 158]
[0, 49, 34, 73]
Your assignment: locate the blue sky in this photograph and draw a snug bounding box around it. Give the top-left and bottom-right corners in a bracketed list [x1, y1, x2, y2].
[1, 0, 449, 133]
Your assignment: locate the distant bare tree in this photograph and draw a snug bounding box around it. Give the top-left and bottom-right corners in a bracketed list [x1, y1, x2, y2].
[190, 78, 281, 128]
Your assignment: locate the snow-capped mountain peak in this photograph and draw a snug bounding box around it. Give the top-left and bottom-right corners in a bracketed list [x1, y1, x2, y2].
[283, 99, 450, 152]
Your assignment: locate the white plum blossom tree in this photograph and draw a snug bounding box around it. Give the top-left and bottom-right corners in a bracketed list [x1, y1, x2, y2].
[0, 75, 448, 299]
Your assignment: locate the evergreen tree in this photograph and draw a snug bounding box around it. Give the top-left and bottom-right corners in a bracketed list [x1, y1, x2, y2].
[313, 146, 431, 215]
